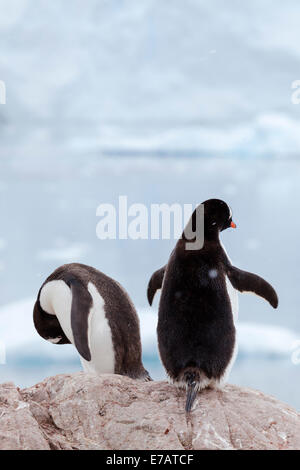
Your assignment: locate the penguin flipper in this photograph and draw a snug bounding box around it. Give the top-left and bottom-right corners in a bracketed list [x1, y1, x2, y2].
[227, 266, 278, 309]
[147, 266, 166, 306]
[70, 279, 93, 361]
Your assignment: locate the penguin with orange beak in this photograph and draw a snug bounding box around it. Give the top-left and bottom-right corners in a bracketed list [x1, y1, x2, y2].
[147, 199, 278, 413]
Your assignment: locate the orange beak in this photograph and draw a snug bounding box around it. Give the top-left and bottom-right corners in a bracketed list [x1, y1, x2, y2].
[230, 221, 237, 228]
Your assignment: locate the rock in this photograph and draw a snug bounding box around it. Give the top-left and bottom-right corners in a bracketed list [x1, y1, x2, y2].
[0, 382, 49, 450]
[0, 372, 300, 450]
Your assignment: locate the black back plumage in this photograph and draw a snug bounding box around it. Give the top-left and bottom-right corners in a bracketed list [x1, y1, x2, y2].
[34, 263, 151, 380]
[148, 199, 278, 413]
[157, 240, 235, 383]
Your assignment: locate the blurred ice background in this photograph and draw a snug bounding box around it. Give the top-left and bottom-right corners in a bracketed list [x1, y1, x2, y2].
[0, 0, 300, 408]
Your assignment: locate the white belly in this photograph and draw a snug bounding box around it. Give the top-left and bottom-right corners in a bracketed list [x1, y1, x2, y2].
[216, 276, 238, 387]
[218, 242, 239, 386]
[220, 240, 239, 322]
[40, 280, 115, 375]
[225, 275, 239, 322]
[80, 282, 115, 374]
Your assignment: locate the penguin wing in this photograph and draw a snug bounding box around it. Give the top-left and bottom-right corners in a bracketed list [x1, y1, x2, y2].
[147, 266, 166, 306]
[70, 279, 93, 361]
[227, 265, 278, 308]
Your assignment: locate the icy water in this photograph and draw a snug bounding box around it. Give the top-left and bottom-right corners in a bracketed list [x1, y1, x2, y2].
[0, 153, 299, 328]
[1, 0, 300, 414]
[0, 153, 300, 410]
[1, 359, 299, 411]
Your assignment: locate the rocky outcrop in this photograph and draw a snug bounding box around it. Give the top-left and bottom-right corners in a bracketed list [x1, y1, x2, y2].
[0, 372, 300, 450]
[0, 382, 49, 450]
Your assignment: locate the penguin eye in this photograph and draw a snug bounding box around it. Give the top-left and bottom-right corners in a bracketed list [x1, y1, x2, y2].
[212, 222, 217, 226]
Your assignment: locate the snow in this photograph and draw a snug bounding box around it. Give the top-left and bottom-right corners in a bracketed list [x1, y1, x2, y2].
[0, 298, 78, 364]
[140, 308, 300, 359]
[0, 299, 298, 366]
[237, 323, 298, 358]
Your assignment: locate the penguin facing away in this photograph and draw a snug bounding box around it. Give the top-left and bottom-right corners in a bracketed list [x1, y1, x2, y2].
[147, 199, 278, 412]
[34, 263, 151, 381]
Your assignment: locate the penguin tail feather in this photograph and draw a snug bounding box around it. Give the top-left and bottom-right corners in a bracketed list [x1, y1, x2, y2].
[183, 368, 201, 414]
[186, 382, 198, 413]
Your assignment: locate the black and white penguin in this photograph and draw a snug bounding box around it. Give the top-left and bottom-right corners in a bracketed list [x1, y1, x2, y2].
[34, 263, 151, 381]
[147, 199, 278, 412]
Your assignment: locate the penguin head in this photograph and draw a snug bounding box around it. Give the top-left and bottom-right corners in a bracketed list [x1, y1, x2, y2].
[202, 199, 236, 233]
[181, 199, 236, 248]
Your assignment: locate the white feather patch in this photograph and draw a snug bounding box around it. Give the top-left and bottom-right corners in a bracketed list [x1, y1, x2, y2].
[48, 337, 62, 344]
[80, 282, 115, 375]
[40, 280, 73, 343]
[40, 280, 115, 374]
